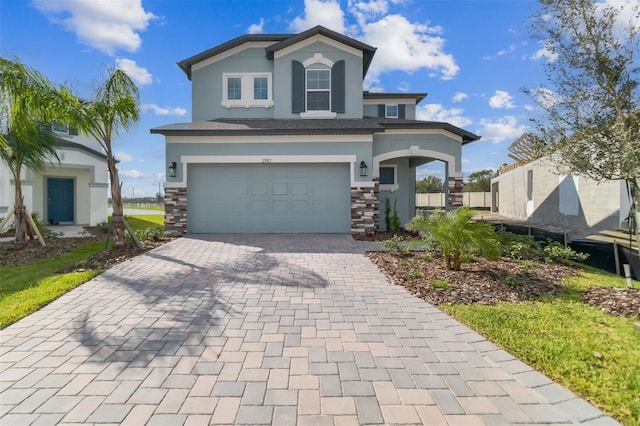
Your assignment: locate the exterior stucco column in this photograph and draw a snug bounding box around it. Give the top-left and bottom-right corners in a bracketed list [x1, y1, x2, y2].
[350, 179, 378, 235]
[165, 187, 187, 237]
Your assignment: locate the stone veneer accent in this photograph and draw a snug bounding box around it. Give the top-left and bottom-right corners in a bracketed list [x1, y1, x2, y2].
[350, 179, 379, 235]
[447, 176, 464, 208]
[165, 187, 187, 237]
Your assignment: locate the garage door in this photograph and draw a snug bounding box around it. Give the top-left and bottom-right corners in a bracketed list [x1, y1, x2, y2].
[187, 163, 351, 233]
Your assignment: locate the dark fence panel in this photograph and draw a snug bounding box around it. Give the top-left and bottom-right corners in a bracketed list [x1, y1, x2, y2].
[494, 223, 640, 280]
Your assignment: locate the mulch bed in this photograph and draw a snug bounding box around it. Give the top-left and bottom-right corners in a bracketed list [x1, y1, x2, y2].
[367, 251, 575, 305]
[0, 232, 165, 270]
[366, 236, 640, 319]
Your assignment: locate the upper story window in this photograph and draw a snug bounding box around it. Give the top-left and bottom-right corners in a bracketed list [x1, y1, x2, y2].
[385, 105, 398, 118]
[49, 120, 78, 136]
[306, 68, 330, 111]
[227, 77, 242, 100]
[292, 55, 345, 119]
[222, 73, 273, 108]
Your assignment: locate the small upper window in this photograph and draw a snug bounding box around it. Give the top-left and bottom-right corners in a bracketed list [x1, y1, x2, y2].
[227, 77, 242, 100]
[222, 73, 273, 108]
[306, 68, 330, 111]
[254, 77, 268, 100]
[51, 120, 69, 134]
[385, 105, 398, 118]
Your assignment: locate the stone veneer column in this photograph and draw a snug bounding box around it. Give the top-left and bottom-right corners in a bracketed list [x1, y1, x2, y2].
[165, 187, 187, 237]
[447, 176, 464, 209]
[350, 179, 379, 235]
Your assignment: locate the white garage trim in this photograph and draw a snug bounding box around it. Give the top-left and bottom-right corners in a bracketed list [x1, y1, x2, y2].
[165, 155, 376, 188]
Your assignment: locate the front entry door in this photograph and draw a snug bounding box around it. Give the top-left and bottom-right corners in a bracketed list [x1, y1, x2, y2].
[47, 178, 74, 224]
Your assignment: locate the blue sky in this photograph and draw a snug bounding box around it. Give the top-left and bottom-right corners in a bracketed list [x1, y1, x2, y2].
[2, 0, 565, 196]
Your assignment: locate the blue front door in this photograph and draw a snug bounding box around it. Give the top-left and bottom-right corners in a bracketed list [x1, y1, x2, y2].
[47, 178, 74, 224]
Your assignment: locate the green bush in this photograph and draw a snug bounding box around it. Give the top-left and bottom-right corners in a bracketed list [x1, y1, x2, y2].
[380, 235, 410, 256]
[498, 229, 541, 259]
[134, 226, 164, 242]
[407, 207, 501, 270]
[543, 240, 589, 263]
[30, 212, 61, 239]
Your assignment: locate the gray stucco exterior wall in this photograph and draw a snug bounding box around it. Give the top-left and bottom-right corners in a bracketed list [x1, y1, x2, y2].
[191, 47, 275, 121]
[273, 41, 364, 119]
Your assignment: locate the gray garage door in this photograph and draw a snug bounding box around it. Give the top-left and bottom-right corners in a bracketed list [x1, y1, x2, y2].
[187, 163, 350, 233]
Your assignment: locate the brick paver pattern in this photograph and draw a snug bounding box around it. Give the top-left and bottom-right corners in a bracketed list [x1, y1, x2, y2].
[0, 235, 619, 425]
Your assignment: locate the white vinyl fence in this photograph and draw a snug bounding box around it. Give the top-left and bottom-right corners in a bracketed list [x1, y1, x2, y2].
[416, 192, 491, 209]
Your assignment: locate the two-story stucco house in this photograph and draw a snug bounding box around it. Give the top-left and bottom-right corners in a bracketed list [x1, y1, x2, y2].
[151, 26, 480, 236]
[0, 123, 109, 227]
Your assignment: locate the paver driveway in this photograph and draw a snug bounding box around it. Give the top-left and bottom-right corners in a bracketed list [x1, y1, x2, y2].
[0, 235, 618, 425]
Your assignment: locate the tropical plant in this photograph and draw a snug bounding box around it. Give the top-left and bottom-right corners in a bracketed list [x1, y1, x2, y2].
[407, 207, 501, 270]
[0, 58, 76, 242]
[72, 68, 141, 247]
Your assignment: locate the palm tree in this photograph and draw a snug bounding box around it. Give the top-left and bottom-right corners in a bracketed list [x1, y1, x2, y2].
[73, 68, 141, 247]
[0, 58, 75, 242]
[407, 207, 501, 270]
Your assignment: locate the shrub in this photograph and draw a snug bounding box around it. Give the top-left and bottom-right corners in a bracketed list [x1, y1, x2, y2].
[407, 207, 501, 270]
[30, 212, 61, 239]
[134, 226, 164, 242]
[543, 240, 589, 263]
[498, 229, 541, 259]
[380, 235, 410, 256]
[390, 199, 401, 232]
[428, 278, 451, 289]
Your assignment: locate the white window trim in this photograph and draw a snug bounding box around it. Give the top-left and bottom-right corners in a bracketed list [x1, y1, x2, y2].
[385, 104, 399, 118]
[221, 72, 274, 108]
[379, 164, 399, 192]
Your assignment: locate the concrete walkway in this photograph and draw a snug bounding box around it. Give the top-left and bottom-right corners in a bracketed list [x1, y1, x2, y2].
[0, 235, 618, 425]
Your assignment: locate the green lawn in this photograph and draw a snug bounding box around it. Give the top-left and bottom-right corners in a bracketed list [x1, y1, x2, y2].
[0, 214, 165, 329]
[442, 269, 640, 425]
[0, 241, 104, 328]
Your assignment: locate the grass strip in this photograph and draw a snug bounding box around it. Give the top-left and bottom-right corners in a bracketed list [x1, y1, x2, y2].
[0, 240, 104, 329]
[442, 269, 640, 425]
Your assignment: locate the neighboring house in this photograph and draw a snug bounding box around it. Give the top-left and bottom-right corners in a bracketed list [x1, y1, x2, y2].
[0, 123, 109, 227]
[151, 25, 480, 236]
[491, 157, 631, 237]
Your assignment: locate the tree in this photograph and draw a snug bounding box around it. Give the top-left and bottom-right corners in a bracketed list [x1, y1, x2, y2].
[526, 0, 640, 236]
[463, 169, 493, 192]
[0, 58, 75, 242]
[73, 69, 141, 247]
[407, 207, 501, 270]
[416, 176, 443, 193]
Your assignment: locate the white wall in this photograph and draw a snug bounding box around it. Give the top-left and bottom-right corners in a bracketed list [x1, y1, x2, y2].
[493, 158, 626, 235]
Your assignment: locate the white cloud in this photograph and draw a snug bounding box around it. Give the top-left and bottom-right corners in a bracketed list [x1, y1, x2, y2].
[599, 0, 640, 33]
[416, 104, 472, 128]
[452, 92, 468, 103]
[115, 58, 153, 85]
[142, 104, 188, 116]
[529, 40, 559, 62]
[483, 43, 517, 60]
[489, 90, 515, 109]
[115, 151, 134, 162]
[248, 18, 265, 34]
[120, 169, 144, 179]
[291, 0, 346, 33]
[530, 87, 561, 109]
[360, 14, 458, 83]
[348, 0, 389, 27]
[32, 0, 156, 56]
[476, 116, 527, 143]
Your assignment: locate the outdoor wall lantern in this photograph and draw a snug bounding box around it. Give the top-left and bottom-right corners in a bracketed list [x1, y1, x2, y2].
[168, 161, 177, 178]
[360, 161, 368, 177]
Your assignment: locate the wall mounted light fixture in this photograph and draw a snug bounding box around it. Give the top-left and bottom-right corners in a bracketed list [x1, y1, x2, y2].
[168, 161, 177, 178]
[360, 161, 368, 177]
